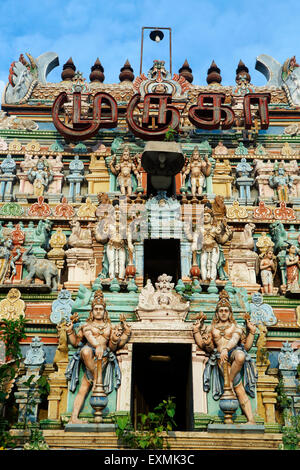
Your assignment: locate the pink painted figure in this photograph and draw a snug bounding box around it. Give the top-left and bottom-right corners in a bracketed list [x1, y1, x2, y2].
[286, 245, 300, 291]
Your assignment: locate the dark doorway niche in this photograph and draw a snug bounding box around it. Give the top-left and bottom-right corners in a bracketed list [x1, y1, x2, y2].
[146, 174, 176, 198]
[131, 343, 193, 431]
[143, 238, 181, 286]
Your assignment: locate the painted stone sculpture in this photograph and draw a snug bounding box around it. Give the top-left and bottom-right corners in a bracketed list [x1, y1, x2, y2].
[27, 158, 53, 197]
[193, 290, 257, 424]
[0, 288, 25, 321]
[256, 54, 300, 106]
[4, 51, 59, 104]
[278, 341, 299, 370]
[0, 154, 16, 202]
[50, 289, 74, 325]
[22, 246, 58, 290]
[193, 206, 232, 282]
[249, 292, 277, 326]
[67, 155, 85, 201]
[24, 336, 46, 367]
[136, 274, 189, 320]
[228, 223, 259, 290]
[109, 146, 141, 195]
[94, 213, 134, 280]
[235, 158, 254, 201]
[181, 146, 212, 196]
[269, 163, 293, 202]
[259, 248, 277, 294]
[0, 237, 21, 283]
[77, 197, 97, 218]
[285, 244, 300, 292]
[65, 292, 131, 423]
[65, 221, 95, 289]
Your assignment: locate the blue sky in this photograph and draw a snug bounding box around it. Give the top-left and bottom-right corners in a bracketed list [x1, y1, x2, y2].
[0, 0, 299, 98]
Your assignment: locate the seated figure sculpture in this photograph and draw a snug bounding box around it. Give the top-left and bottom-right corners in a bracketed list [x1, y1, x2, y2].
[192, 290, 257, 424]
[65, 292, 131, 424]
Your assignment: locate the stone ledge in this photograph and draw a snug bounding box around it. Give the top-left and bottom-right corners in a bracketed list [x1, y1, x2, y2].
[207, 423, 265, 433]
[65, 423, 116, 433]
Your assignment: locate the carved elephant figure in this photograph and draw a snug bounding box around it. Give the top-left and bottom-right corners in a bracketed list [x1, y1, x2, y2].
[22, 247, 58, 290]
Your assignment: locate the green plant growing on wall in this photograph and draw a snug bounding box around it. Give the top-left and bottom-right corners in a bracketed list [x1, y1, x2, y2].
[115, 397, 176, 449]
[0, 317, 27, 449]
[20, 374, 50, 427]
[164, 127, 177, 142]
[280, 416, 300, 450]
[276, 376, 292, 414]
[0, 317, 27, 361]
[19, 374, 50, 450]
[276, 373, 300, 450]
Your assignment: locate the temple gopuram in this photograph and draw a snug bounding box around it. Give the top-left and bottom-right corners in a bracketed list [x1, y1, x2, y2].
[0, 33, 300, 450]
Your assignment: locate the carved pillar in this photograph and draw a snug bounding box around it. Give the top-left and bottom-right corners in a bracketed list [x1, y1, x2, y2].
[134, 242, 144, 288]
[192, 345, 207, 414]
[212, 160, 234, 198]
[256, 362, 279, 425]
[86, 152, 111, 195]
[116, 344, 132, 413]
[64, 247, 95, 289]
[47, 360, 69, 421]
[92, 241, 104, 277]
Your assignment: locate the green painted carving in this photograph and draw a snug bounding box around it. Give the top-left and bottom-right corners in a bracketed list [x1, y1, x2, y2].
[0, 202, 24, 217]
[73, 142, 87, 154]
[49, 140, 64, 152]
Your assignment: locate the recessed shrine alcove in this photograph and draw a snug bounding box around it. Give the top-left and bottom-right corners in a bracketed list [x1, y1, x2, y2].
[131, 343, 193, 431]
[143, 239, 181, 285]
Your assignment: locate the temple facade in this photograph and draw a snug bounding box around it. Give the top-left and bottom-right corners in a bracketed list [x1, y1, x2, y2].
[0, 49, 299, 450]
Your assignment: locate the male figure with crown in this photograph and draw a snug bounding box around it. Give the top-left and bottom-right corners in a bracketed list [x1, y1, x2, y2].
[193, 290, 257, 424]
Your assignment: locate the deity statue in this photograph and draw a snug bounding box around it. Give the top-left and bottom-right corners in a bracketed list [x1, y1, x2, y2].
[77, 197, 97, 218]
[285, 244, 300, 291]
[0, 237, 21, 283]
[137, 274, 189, 316]
[259, 247, 277, 294]
[269, 164, 293, 202]
[27, 158, 53, 197]
[109, 146, 141, 195]
[94, 213, 134, 280]
[67, 155, 85, 201]
[65, 293, 131, 424]
[0, 288, 25, 321]
[249, 292, 277, 326]
[24, 336, 46, 368]
[50, 289, 74, 325]
[193, 290, 257, 424]
[181, 147, 212, 197]
[188, 207, 232, 282]
[68, 221, 93, 248]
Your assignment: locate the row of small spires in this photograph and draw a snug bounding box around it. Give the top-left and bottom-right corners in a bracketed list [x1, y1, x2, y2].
[61, 57, 251, 85]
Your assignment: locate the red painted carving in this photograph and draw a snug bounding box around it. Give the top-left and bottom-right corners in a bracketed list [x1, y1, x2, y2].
[11, 224, 25, 248]
[53, 197, 75, 218]
[273, 201, 295, 221]
[188, 93, 235, 130]
[243, 93, 271, 129]
[11, 224, 26, 284]
[126, 93, 180, 140]
[28, 196, 52, 218]
[253, 201, 273, 220]
[52, 91, 118, 141]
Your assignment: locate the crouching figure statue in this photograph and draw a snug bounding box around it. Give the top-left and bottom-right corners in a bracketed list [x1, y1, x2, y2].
[65, 291, 131, 424]
[192, 290, 257, 424]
